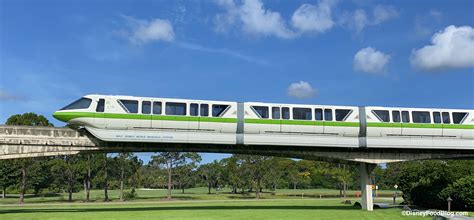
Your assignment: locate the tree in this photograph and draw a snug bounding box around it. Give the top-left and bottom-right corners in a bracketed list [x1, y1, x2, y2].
[113, 153, 143, 201]
[175, 154, 201, 194]
[150, 152, 199, 200]
[5, 112, 53, 203]
[330, 164, 353, 198]
[199, 160, 223, 194]
[0, 160, 19, 199]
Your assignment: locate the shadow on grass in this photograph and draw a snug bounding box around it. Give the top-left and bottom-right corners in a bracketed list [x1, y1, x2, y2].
[0, 205, 360, 214]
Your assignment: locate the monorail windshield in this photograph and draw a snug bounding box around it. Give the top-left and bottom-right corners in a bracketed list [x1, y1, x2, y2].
[61, 98, 92, 110]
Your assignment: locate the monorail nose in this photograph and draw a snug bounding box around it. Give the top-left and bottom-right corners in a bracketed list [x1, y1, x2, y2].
[53, 111, 70, 122]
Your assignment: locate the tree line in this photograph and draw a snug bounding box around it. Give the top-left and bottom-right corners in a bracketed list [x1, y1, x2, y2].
[1, 113, 472, 211]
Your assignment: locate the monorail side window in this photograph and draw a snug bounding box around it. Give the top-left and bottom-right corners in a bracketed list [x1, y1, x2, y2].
[433, 112, 441, 124]
[166, 102, 186, 116]
[212, 105, 229, 117]
[452, 112, 468, 124]
[190, 103, 199, 116]
[252, 106, 269, 119]
[61, 98, 92, 110]
[96, 99, 105, 112]
[272, 107, 280, 119]
[392, 110, 400, 123]
[293, 108, 312, 120]
[200, 104, 209, 116]
[119, 100, 139, 113]
[402, 111, 410, 123]
[282, 107, 290, 119]
[315, 108, 323, 121]
[142, 101, 151, 114]
[442, 112, 450, 124]
[412, 111, 431, 123]
[324, 109, 333, 121]
[373, 110, 390, 122]
[335, 109, 351, 121]
[153, 102, 162, 114]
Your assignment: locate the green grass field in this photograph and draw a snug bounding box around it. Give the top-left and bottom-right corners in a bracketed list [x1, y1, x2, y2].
[0, 199, 426, 220]
[0, 187, 430, 219]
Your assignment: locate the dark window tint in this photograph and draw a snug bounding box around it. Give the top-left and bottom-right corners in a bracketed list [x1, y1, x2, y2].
[402, 111, 410, 123]
[373, 110, 390, 122]
[153, 102, 162, 114]
[433, 112, 441, 124]
[142, 101, 151, 114]
[96, 99, 105, 112]
[324, 109, 333, 121]
[452, 112, 468, 124]
[442, 112, 450, 124]
[200, 104, 209, 116]
[282, 107, 290, 119]
[392, 110, 400, 123]
[212, 105, 229, 117]
[335, 109, 351, 121]
[252, 106, 269, 119]
[166, 102, 186, 116]
[315, 108, 323, 121]
[190, 103, 199, 116]
[61, 98, 92, 110]
[293, 108, 312, 120]
[272, 107, 280, 119]
[119, 100, 139, 113]
[412, 111, 431, 123]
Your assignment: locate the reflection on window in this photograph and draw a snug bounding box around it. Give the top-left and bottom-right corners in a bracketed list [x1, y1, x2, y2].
[200, 104, 209, 116]
[252, 106, 269, 119]
[315, 108, 323, 121]
[272, 107, 280, 119]
[153, 102, 162, 114]
[142, 101, 151, 114]
[282, 107, 290, 119]
[392, 110, 400, 123]
[96, 99, 105, 113]
[190, 103, 199, 116]
[373, 110, 390, 122]
[335, 109, 351, 121]
[412, 111, 431, 123]
[442, 112, 450, 124]
[212, 105, 229, 117]
[166, 102, 186, 116]
[119, 100, 139, 113]
[452, 112, 468, 124]
[433, 112, 441, 124]
[61, 98, 92, 110]
[402, 111, 410, 123]
[324, 109, 333, 121]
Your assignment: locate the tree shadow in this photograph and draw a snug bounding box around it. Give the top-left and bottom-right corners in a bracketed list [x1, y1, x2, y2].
[0, 205, 360, 214]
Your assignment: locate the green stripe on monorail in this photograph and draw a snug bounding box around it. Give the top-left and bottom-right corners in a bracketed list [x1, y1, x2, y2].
[367, 122, 474, 129]
[244, 119, 359, 127]
[53, 112, 237, 123]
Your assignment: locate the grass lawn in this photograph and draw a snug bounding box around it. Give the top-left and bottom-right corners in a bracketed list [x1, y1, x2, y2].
[0, 199, 426, 220]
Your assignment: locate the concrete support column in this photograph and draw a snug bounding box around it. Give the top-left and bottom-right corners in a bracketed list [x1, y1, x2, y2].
[360, 162, 376, 211]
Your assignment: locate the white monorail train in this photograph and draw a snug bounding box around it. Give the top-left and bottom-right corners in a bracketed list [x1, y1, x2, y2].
[53, 94, 474, 149]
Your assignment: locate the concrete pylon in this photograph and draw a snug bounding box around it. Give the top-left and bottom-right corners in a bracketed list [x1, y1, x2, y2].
[360, 162, 377, 211]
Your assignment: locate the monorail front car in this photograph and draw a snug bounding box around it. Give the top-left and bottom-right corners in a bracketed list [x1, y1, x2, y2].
[53, 95, 474, 150]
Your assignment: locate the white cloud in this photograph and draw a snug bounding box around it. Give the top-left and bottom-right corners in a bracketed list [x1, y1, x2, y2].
[287, 81, 317, 99]
[291, 0, 335, 34]
[353, 47, 390, 74]
[410, 25, 474, 71]
[122, 15, 175, 45]
[215, 0, 296, 39]
[340, 5, 398, 33]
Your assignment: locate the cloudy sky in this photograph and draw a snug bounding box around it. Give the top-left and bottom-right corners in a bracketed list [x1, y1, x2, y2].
[1, 0, 473, 163]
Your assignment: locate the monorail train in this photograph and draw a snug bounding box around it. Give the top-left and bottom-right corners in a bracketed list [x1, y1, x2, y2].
[53, 94, 474, 149]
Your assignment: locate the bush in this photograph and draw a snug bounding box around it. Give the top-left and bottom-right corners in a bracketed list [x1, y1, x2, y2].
[439, 175, 474, 211]
[123, 188, 138, 200]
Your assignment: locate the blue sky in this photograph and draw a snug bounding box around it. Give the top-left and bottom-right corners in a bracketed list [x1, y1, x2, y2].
[1, 0, 473, 164]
